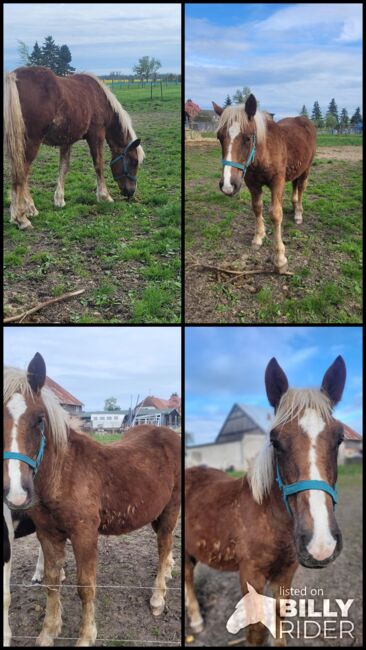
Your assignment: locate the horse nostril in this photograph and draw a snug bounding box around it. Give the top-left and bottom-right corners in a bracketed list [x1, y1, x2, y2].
[219, 180, 224, 190]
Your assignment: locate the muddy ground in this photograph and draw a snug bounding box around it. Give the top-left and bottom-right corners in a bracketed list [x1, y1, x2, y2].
[9, 518, 182, 647]
[184, 482, 362, 647]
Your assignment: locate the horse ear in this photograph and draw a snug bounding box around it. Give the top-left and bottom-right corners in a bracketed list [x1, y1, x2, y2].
[131, 138, 141, 149]
[321, 356, 346, 406]
[265, 358, 289, 409]
[245, 94, 257, 120]
[212, 101, 224, 116]
[27, 352, 46, 393]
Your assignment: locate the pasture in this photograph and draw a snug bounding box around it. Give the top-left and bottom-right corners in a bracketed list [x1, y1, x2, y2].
[3, 84, 181, 324]
[8, 432, 182, 647]
[185, 465, 362, 647]
[185, 135, 362, 324]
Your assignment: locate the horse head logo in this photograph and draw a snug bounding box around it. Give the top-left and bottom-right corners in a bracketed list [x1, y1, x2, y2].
[226, 583, 277, 637]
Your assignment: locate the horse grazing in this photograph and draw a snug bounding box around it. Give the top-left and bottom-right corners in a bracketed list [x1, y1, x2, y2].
[213, 94, 316, 272]
[3, 354, 181, 646]
[4, 66, 145, 229]
[185, 356, 346, 646]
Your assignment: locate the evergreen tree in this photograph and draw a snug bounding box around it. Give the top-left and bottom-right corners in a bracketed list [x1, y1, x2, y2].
[41, 35, 60, 71]
[224, 94, 232, 107]
[339, 108, 349, 132]
[350, 107, 362, 125]
[300, 105, 309, 118]
[28, 41, 44, 66]
[325, 112, 337, 130]
[56, 45, 75, 75]
[327, 98, 339, 124]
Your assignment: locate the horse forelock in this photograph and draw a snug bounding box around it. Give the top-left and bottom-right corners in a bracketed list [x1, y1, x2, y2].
[248, 388, 333, 504]
[4, 367, 69, 449]
[82, 73, 145, 164]
[216, 104, 268, 144]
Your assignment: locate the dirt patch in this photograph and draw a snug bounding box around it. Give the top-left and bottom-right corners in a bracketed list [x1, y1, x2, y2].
[186, 140, 362, 162]
[185, 483, 362, 647]
[9, 520, 181, 647]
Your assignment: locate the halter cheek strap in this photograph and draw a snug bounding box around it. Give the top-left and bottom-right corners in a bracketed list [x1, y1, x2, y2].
[222, 134, 256, 176]
[3, 421, 46, 475]
[275, 461, 338, 515]
[110, 139, 140, 182]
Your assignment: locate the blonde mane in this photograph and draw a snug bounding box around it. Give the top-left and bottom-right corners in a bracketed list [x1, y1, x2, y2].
[4, 367, 70, 448]
[216, 104, 269, 144]
[248, 388, 333, 504]
[82, 73, 145, 164]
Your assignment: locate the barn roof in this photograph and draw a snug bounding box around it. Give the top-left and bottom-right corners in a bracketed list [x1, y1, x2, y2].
[343, 424, 362, 441]
[138, 395, 181, 412]
[215, 403, 271, 444]
[45, 376, 83, 407]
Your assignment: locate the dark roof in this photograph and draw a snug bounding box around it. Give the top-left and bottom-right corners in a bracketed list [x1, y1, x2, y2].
[215, 403, 267, 444]
[45, 377, 83, 407]
[343, 424, 362, 441]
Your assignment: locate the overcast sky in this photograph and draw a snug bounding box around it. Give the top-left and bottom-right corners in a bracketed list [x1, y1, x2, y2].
[186, 326, 362, 444]
[4, 3, 181, 75]
[4, 327, 181, 411]
[185, 3, 362, 118]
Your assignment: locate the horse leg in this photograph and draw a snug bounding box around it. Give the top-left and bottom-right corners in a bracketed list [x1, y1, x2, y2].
[185, 553, 204, 633]
[70, 532, 98, 646]
[150, 493, 180, 616]
[293, 171, 309, 225]
[269, 179, 288, 273]
[250, 186, 266, 248]
[86, 131, 114, 202]
[238, 564, 268, 646]
[54, 145, 71, 208]
[268, 563, 298, 647]
[36, 534, 66, 647]
[10, 140, 40, 229]
[32, 544, 45, 583]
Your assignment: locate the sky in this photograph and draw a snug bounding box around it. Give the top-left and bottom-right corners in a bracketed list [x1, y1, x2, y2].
[4, 3, 181, 75]
[185, 327, 363, 444]
[4, 326, 181, 411]
[185, 3, 362, 118]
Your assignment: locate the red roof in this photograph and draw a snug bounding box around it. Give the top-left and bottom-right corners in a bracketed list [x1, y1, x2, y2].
[343, 424, 362, 441]
[138, 395, 181, 413]
[45, 377, 83, 407]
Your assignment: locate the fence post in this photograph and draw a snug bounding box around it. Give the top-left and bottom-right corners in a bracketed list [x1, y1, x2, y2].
[160, 81, 163, 100]
[150, 82, 153, 100]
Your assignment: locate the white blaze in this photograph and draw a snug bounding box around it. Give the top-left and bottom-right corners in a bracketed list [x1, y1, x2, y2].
[6, 393, 28, 506]
[222, 123, 240, 194]
[299, 408, 337, 561]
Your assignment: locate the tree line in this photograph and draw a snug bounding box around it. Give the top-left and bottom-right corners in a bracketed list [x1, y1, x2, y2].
[17, 36, 178, 82]
[222, 86, 362, 130]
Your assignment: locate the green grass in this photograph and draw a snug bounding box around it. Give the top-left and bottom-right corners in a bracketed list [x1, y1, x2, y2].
[4, 84, 181, 323]
[185, 143, 362, 324]
[316, 134, 362, 147]
[88, 432, 121, 445]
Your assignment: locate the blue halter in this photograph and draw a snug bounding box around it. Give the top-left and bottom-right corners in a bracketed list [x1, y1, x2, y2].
[110, 139, 140, 182]
[275, 461, 338, 515]
[3, 421, 46, 475]
[221, 134, 256, 176]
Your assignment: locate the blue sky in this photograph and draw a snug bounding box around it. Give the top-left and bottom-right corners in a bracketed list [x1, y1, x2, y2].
[185, 3, 362, 118]
[4, 327, 181, 411]
[4, 3, 181, 75]
[185, 327, 362, 444]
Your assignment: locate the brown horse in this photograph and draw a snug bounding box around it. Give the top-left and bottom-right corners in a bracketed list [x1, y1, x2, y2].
[185, 356, 346, 646]
[213, 94, 316, 272]
[4, 66, 145, 229]
[3, 353, 181, 646]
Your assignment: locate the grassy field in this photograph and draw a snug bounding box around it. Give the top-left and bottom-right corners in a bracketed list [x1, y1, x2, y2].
[4, 84, 181, 323]
[226, 463, 362, 485]
[192, 132, 363, 147]
[185, 138, 362, 323]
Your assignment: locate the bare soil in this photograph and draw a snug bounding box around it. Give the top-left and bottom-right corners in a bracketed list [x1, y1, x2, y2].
[186, 141, 363, 161]
[9, 519, 182, 647]
[184, 483, 362, 647]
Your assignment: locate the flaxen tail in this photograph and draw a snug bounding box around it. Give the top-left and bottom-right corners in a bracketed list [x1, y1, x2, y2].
[4, 71, 26, 182]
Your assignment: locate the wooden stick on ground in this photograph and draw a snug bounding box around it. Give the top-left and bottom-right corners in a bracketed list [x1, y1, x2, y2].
[4, 289, 86, 324]
[186, 253, 294, 278]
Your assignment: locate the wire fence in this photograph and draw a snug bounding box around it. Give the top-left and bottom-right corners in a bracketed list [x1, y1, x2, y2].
[10, 582, 180, 590]
[11, 636, 180, 645]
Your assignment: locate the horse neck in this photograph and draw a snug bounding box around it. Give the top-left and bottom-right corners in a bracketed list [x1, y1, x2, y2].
[106, 117, 130, 154]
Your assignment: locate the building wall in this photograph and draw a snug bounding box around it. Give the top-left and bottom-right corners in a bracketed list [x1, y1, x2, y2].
[242, 434, 266, 471]
[91, 413, 124, 430]
[185, 441, 243, 471]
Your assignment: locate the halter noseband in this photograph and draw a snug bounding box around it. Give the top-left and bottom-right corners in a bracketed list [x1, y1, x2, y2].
[275, 460, 337, 515]
[110, 139, 140, 182]
[3, 420, 46, 475]
[221, 134, 256, 176]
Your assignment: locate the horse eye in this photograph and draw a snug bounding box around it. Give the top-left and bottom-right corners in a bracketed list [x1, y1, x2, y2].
[270, 438, 283, 451]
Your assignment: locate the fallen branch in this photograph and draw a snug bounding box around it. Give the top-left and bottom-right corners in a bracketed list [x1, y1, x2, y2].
[4, 289, 86, 323]
[227, 636, 246, 646]
[186, 253, 293, 278]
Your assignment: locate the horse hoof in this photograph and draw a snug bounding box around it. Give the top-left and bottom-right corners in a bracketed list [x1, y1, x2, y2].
[275, 261, 288, 274]
[19, 221, 33, 230]
[191, 620, 204, 634]
[36, 632, 55, 646]
[31, 577, 42, 585]
[251, 242, 262, 251]
[151, 602, 165, 616]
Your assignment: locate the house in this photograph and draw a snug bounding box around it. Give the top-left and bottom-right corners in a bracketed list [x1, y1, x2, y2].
[45, 376, 83, 414]
[133, 407, 180, 429]
[137, 394, 181, 413]
[79, 410, 128, 431]
[186, 403, 362, 471]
